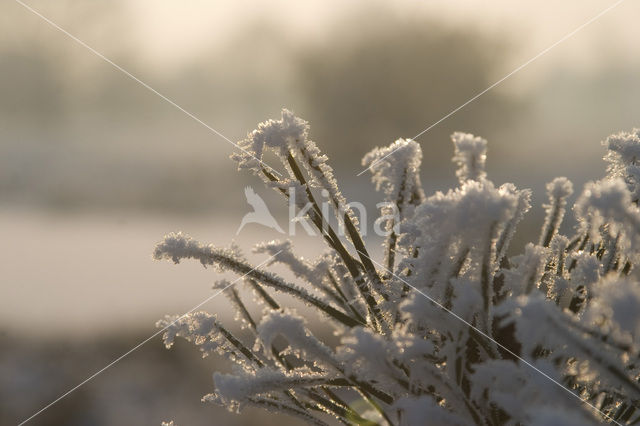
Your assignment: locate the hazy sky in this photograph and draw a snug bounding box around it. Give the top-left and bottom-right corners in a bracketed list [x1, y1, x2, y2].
[120, 0, 640, 78]
[7, 0, 638, 89]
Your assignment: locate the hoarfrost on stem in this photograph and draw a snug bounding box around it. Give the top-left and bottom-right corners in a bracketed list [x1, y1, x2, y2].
[603, 128, 640, 202]
[451, 132, 487, 184]
[155, 111, 640, 425]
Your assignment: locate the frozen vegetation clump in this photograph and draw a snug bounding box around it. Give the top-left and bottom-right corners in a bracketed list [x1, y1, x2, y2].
[154, 110, 640, 425]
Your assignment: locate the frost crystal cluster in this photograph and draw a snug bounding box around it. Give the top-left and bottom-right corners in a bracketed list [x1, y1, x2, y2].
[154, 111, 640, 425]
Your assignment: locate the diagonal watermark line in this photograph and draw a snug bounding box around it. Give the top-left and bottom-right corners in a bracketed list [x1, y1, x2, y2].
[17, 250, 283, 426]
[356, 0, 627, 177]
[12, 0, 282, 177]
[355, 249, 623, 425]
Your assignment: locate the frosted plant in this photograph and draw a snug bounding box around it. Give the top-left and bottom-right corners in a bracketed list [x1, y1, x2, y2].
[154, 112, 640, 425]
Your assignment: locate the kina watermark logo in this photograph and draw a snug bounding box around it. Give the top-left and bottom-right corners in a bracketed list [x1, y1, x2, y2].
[236, 186, 400, 237]
[236, 187, 285, 235]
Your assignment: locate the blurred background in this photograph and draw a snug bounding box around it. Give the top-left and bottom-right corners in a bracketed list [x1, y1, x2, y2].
[1, 0, 639, 424]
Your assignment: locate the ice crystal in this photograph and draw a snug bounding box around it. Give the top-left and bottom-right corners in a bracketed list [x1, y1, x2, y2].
[451, 132, 488, 184]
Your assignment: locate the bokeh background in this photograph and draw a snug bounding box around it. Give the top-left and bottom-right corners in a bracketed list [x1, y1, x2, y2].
[1, 0, 639, 424]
